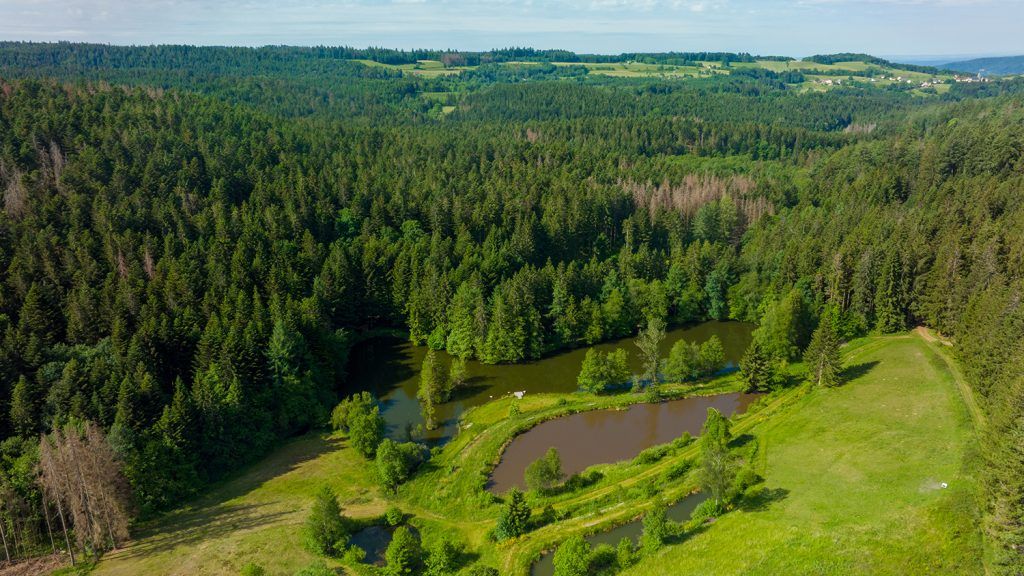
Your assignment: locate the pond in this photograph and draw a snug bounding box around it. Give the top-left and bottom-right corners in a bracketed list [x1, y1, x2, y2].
[488, 391, 759, 494]
[530, 491, 709, 576]
[349, 525, 393, 566]
[347, 321, 754, 442]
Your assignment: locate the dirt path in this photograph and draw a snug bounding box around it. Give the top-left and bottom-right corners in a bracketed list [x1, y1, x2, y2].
[913, 327, 985, 429]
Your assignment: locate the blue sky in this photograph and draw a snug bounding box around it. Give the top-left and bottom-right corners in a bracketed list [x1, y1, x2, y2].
[1, 0, 1021, 58]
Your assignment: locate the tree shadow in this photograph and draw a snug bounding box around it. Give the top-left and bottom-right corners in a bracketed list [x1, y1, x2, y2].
[548, 470, 604, 496]
[347, 337, 416, 399]
[739, 486, 790, 512]
[729, 433, 757, 449]
[841, 361, 880, 384]
[449, 377, 493, 401]
[116, 502, 293, 559]
[665, 519, 710, 545]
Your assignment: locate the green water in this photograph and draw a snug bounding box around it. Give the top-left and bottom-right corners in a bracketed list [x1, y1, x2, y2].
[347, 321, 754, 441]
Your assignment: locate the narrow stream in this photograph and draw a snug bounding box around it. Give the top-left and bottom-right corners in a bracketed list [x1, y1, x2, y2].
[530, 492, 710, 576]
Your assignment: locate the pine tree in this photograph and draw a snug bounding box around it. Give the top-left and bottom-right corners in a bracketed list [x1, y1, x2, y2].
[739, 338, 784, 392]
[418, 348, 448, 430]
[804, 319, 842, 387]
[494, 488, 531, 540]
[304, 485, 349, 556]
[9, 375, 34, 437]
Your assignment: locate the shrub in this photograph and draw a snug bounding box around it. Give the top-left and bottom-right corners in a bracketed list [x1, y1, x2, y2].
[293, 561, 334, 576]
[240, 563, 266, 576]
[385, 506, 404, 526]
[633, 444, 670, 466]
[690, 498, 725, 523]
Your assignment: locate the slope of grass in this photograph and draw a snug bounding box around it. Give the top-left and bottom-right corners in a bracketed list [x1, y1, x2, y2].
[622, 334, 982, 575]
[94, 435, 386, 576]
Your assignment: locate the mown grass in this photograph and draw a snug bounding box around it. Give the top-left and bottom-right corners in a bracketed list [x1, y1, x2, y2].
[621, 334, 982, 575]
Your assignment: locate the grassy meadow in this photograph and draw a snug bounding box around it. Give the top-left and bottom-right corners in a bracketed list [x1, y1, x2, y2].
[624, 333, 982, 575]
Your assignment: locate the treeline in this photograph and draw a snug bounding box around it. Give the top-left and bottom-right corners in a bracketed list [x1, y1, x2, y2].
[804, 52, 943, 74]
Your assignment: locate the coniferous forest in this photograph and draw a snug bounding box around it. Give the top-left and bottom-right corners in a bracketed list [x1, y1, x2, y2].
[0, 42, 1022, 574]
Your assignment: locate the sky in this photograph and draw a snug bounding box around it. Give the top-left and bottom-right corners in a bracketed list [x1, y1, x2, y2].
[0, 0, 1022, 59]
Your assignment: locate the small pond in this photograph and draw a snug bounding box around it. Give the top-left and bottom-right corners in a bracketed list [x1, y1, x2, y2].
[488, 392, 759, 494]
[347, 321, 754, 442]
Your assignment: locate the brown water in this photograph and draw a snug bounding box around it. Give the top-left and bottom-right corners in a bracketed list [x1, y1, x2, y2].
[488, 392, 759, 494]
[530, 492, 709, 576]
[347, 321, 754, 442]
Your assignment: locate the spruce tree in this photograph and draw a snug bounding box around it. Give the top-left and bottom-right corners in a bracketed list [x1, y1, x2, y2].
[804, 319, 842, 387]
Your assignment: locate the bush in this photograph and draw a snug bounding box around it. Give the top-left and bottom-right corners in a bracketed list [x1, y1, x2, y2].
[293, 561, 334, 576]
[633, 444, 670, 466]
[464, 565, 499, 576]
[690, 498, 725, 523]
[240, 563, 266, 576]
[662, 460, 692, 482]
[385, 506, 404, 526]
[343, 545, 367, 564]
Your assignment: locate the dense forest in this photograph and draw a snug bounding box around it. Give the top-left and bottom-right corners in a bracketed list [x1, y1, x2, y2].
[0, 43, 1021, 573]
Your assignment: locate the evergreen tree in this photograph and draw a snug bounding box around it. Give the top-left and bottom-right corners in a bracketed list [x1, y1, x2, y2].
[740, 339, 785, 392]
[494, 488, 531, 540]
[804, 319, 842, 387]
[304, 486, 349, 556]
[9, 375, 35, 437]
[418, 348, 447, 430]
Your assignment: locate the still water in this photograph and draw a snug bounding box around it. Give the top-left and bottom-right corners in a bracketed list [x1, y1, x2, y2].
[347, 321, 754, 442]
[488, 392, 759, 494]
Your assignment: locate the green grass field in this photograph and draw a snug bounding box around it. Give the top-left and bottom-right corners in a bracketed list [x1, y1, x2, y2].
[623, 333, 982, 575]
[90, 331, 982, 575]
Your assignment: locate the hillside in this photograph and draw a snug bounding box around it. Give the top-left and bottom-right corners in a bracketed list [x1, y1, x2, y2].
[943, 55, 1024, 75]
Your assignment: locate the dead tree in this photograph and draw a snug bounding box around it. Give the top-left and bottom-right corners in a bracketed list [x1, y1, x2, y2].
[38, 422, 132, 560]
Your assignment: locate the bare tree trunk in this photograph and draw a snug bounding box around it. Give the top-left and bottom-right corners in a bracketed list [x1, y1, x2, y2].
[42, 497, 57, 555]
[53, 497, 75, 566]
[0, 517, 10, 564]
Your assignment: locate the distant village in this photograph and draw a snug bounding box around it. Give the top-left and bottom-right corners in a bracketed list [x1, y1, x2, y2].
[815, 72, 991, 88]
